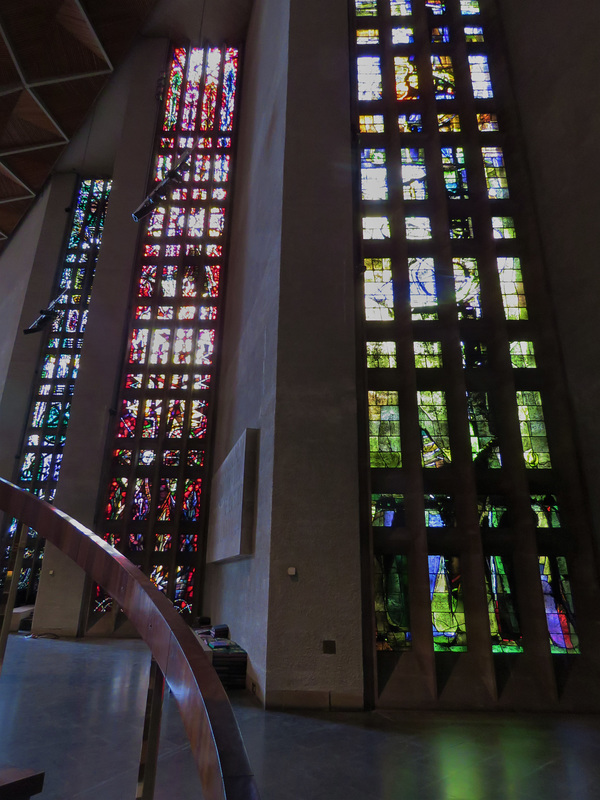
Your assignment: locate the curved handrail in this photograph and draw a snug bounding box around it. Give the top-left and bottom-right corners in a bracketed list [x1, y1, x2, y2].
[0, 478, 260, 800]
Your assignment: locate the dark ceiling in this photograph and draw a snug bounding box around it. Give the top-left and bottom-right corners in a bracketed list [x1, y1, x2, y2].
[0, 0, 161, 252]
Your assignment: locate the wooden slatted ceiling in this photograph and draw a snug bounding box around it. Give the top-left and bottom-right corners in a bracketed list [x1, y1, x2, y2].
[0, 0, 160, 249]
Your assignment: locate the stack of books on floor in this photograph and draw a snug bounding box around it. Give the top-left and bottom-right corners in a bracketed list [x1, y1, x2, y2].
[194, 624, 247, 689]
[209, 641, 247, 689]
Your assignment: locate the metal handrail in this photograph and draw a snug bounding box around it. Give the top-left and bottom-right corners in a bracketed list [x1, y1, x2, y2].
[0, 478, 260, 800]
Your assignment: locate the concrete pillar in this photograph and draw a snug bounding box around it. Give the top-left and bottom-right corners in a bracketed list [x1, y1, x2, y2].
[204, 0, 365, 708]
[33, 39, 169, 635]
[0, 176, 76, 481]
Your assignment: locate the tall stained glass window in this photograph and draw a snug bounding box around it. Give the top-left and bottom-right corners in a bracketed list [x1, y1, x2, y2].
[353, 0, 580, 681]
[99, 46, 240, 618]
[1, 179, 111, 601]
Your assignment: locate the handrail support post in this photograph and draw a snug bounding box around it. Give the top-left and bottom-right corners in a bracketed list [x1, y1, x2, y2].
[136, 656, 165, 800]
[0, 522, 28, 674]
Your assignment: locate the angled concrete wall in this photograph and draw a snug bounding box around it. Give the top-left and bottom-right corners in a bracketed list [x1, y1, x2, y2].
[204, 0, 364, 709]
[202, 0, 290, 702]
[497, 0, 600, 547]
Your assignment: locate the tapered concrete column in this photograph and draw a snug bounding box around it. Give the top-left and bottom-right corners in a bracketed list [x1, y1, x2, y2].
[0, 175, 76, 481]
[203, 0, 364, 707]
[33, 39, 169, 636]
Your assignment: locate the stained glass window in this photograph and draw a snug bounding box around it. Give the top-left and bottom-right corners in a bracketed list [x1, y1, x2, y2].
[366, 341, 397, 368]
[450, 216, 473, 239]
[0, 179, 111, 602]
[356, 0, 378, 15]
[363, 216, 391, 239]
[425, 0, 445, 13]
[99, 46, 240, 615]
[406, 217, 432, 239]
[361, 149, 388, 200]
[418, 391, 451, 468]
[492, 216, 516, 239]
[353, 0, 574, 675]
[372, 494, 405, 527]
[461, 339, 488, 369]
[442, 148, 468, 199]
[424, 494, 455, 527]
[482, 147, 509, 198]
[531, 494, 560, 528]
[478, 495, 509, 528]
[465, 26, 484, 42]
[460, 0, 480, 13]
[414, 341, 443, 368]
[468, 55, 494, 98]
[516, 391, 552, 468]
[453, 258, 480, 318]
[364, 258, 395, 321]
[497, 258, 528, 320]
[394, 56, 419, 100]
[539, 556, 579, 653]
[429, 556, 467, 651]
[360, 115, 385, 133]
[401, 148, 427, 199]
[390, 0, 412, 16]
[375, 554, 411, 651]
[358, 57, 383, 100]
[431, 27, 450, 44]
[486, 557, 522, 652]
[509, 341, 536, 368]
[398, 114, 422, 132]
[431, 55, 455, 100]
[467, 391, 501, 468]
[392, 27, 414, 45]
[357, 29, 379, 45]
[477, 113, 499, 132]
[409, 258, 437, 320]
[437, 113, 460, 132]
[369, 391, 402, 468]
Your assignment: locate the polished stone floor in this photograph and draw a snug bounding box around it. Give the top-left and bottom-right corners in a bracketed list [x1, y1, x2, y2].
[1, 634, 600, 799]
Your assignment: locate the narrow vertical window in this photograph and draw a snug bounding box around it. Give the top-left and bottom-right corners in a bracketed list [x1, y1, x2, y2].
[468, 55, 494, 98]
[358, 56, 383, 100]
[442, 148, 468, 199]
[497, 258, 528, 319]
[482, 147, 509, 199]
[539, 556, 579, 653]
[516, 391, 552, 468]
[431, 55, 455, 100]
[401, 148, 427, 199]
[2, 179, 111, 601]
[369, 391, 402, 468]
[453, 257, 480, 318]
[394, 56, 419, 100]
[429, 556, 467, 651]
[467, 392, 501, 468]
[99, 46, 240, 615]
[364, 258, 395, 321]
[409, 258, 437, 319]
[375, 554, 411, 650]
[418, 391, 451, 467]
[486, 557, 522, 652]
[361, 149, 389, 200]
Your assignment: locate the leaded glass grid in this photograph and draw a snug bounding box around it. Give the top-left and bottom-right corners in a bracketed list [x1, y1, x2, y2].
[98, 46, 240, 618]
[352, 0, 580, 674]
[0, 179, 111, 602]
